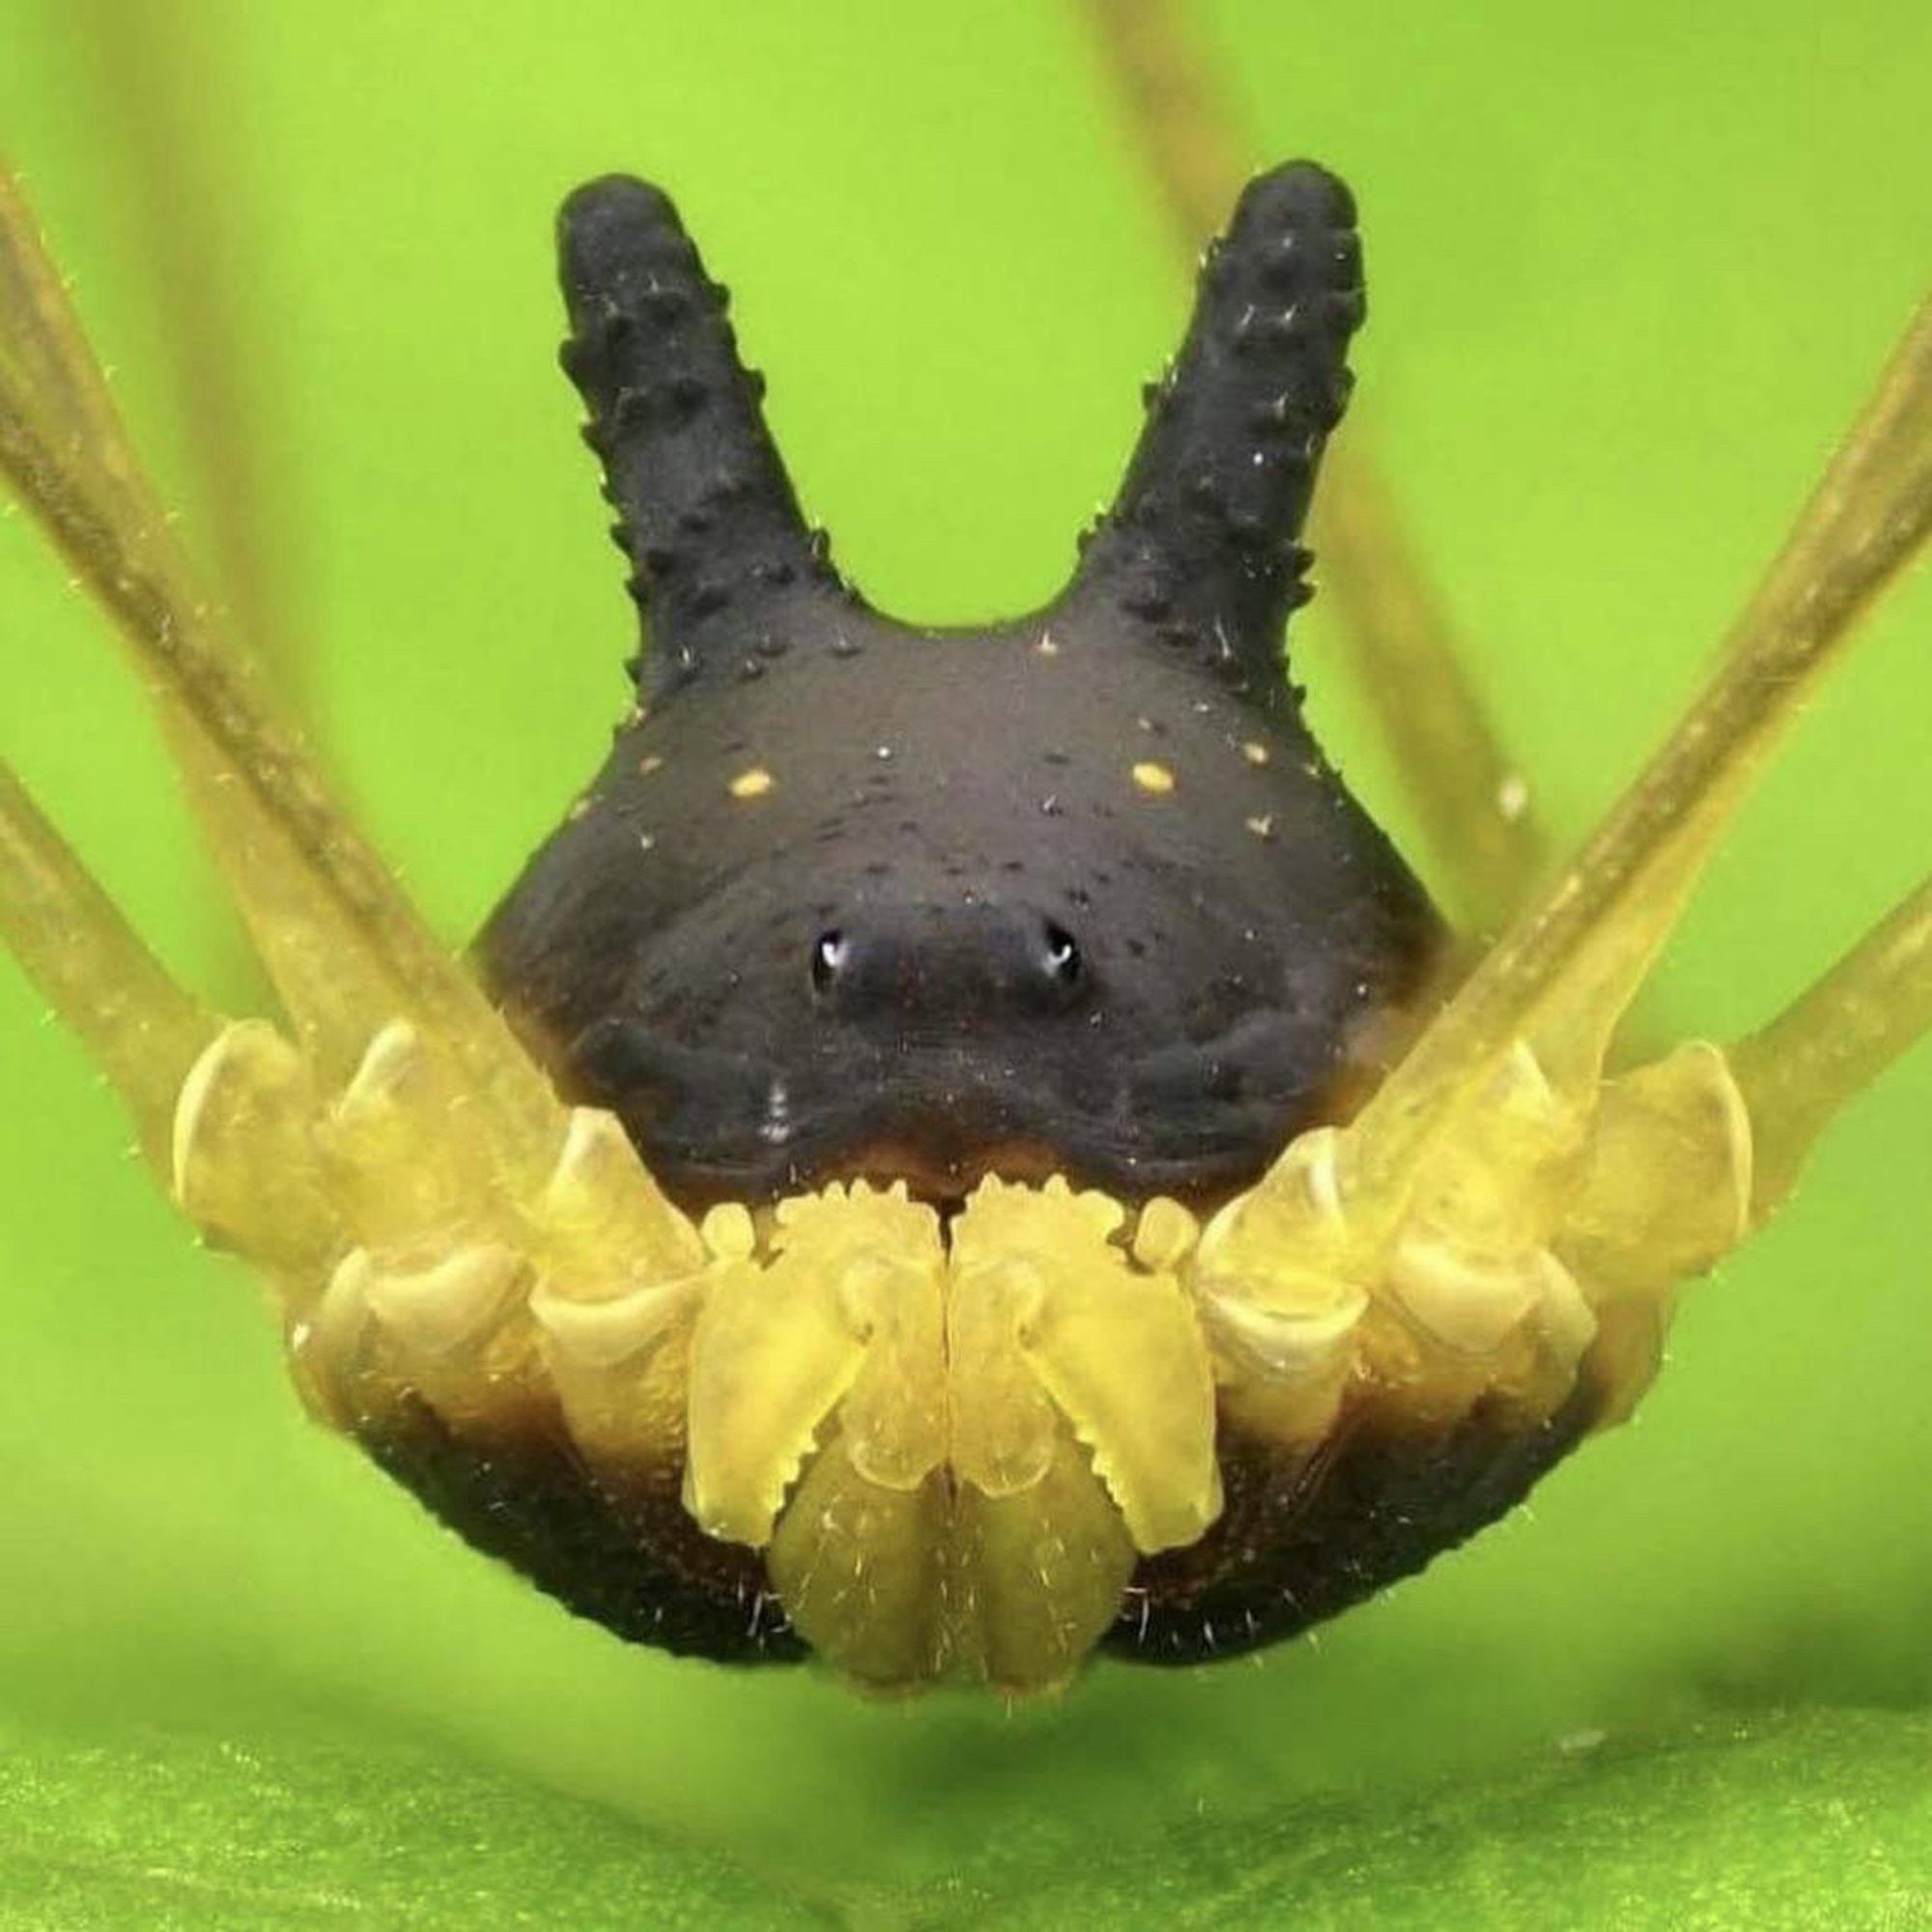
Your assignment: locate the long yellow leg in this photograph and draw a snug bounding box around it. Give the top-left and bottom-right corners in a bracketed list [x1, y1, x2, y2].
[1190, 290, 1928, 1460]
[0, 163, 559, 1173]
[1733, 874, 1932, 1221]
[0, 170, 145, 520]
[3, 161, 707, 1290]
[0, 759, 215, 1174]
[1077, 0, 1548, 933]
[1336, 293, 1932, 1229]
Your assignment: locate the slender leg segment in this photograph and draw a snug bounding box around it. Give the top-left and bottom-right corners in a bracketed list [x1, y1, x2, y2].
[0, 171, 151, 527]
[0, 163, 570, 1166]
[2, 162, 703, 1292]
[1077, 0, 1548, 928]
[1185, 290, 1932, 1453]
[0, 760, 215, 1175]
[1733, 872, 1932, 1221]
[1335, 293, 1932, 1221]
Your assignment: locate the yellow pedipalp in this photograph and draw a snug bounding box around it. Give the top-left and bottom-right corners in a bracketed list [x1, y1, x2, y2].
[0, 758, 216, 1175]
[688, 1173, 1220, 1689]
[946, 1242, 1064, 1501]
[951, 1177, 1220, 1553]
[682, 1182, 943, 1548]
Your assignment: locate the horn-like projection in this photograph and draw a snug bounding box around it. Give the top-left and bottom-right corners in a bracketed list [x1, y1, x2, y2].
[1067, 161, 1363, 676]
[557, 177, 839, 690]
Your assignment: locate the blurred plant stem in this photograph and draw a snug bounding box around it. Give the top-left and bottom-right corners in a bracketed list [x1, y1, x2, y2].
[69, 0, 308, 702]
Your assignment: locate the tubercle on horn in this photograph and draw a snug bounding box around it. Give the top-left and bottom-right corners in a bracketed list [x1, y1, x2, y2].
[555, 176, 846, 691]
[557, 162, 1362, 696]
[1065, 161, 1364, 680]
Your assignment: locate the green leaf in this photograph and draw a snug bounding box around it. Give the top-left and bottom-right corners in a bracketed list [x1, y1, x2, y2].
[905, 1705, 1932, 1931]
[0, 1722, 822, 1932]
[7, 1706, 1931, 1929]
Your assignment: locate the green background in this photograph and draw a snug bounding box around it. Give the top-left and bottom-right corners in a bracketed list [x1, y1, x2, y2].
[2, 2, 1930, 1923]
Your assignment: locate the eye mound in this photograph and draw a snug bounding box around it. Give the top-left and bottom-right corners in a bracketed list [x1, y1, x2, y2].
[1042, 921, 1083, 987]
[810, 929, 848, 994]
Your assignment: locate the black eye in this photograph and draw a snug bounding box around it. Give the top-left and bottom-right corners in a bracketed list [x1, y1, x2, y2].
[1043, 922, 1082, 985]
[810, 929, 847, 993]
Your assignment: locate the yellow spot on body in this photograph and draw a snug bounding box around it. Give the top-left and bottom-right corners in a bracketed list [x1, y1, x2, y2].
[1240, 740, 1270, 767]
[567, 795, 595, 822]
[639, 753, 665, 776]
[1246, 813, 1275, 839]
[728, 767, 775, 801]
[1132, 761, 1177, 796]
[1036, 630, 1061, 656]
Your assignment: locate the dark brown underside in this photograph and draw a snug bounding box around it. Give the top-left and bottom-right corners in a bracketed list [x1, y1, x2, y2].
[356, 1395, 804, 1662]
[354, 1374, 1603, 1671]
[1102, 1379, 1603, 1663]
